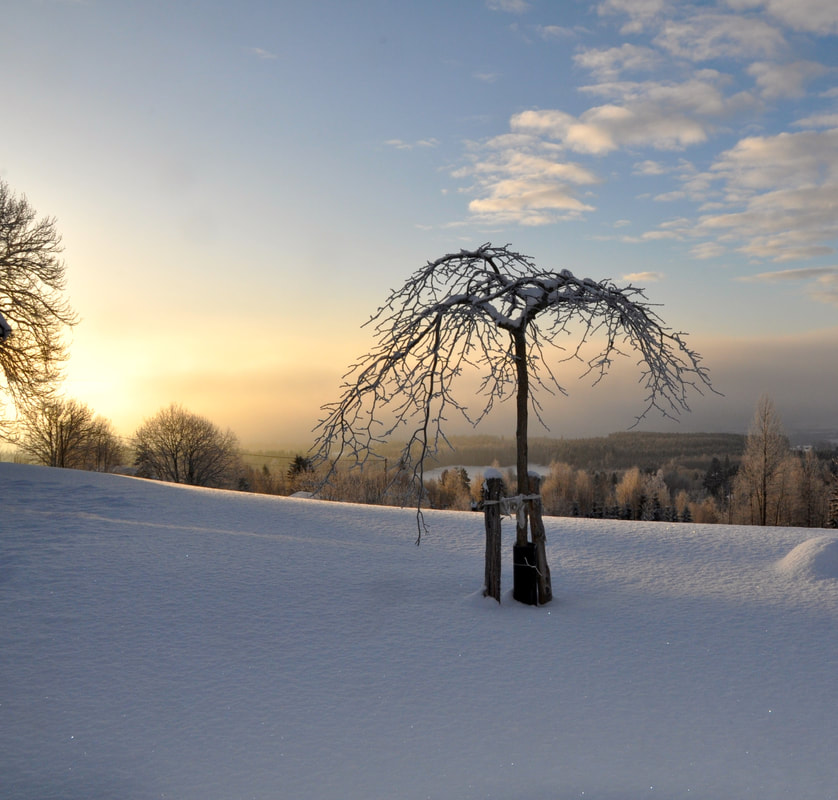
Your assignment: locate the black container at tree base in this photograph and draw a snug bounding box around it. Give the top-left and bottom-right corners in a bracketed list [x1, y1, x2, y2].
[513, 542, 538, 606]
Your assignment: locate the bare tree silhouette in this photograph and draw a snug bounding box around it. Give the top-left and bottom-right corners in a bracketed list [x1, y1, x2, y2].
[0, 180, 77, 433]
[312, 244, 714, 600]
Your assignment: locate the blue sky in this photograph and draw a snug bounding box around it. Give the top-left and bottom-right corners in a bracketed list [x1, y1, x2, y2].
[2, 0, 837, 446]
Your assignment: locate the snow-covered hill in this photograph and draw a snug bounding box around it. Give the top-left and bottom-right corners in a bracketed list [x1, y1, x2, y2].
[2, 462, 837, 800]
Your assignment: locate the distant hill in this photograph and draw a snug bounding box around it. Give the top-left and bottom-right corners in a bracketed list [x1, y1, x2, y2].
[380, 432, 747, 472]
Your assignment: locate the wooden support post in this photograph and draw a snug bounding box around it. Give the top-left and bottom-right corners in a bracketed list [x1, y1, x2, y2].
[528, 473, 553, 605]
[483, 476, 503, 602]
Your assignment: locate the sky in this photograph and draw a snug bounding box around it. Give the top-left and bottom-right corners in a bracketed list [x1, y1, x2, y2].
[2, 0, 837, 448]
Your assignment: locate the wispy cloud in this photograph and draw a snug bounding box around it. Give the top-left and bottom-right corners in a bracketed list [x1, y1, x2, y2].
[747, 60, 829, 98]
[486, 0, 530, 13]
[247, 47, 278, 60]
[737, 266, 838, 306]
[597, 0, 667, 34]
[738, 266, 837, 282]
[623, 271, 665, 282]
[536, 25, 576, 40]
[690, 241, 727, 259]
[793, 112, 838, 128]
[633, 125, 838, 263]
[574, 44, 661, 80]
[654, 189, 686, 202]
[633, 159, 669, 175]
[726, 0, 838, 35]
[384, 138, 440, 150]
[654, 12, 786, 61]
[694, 128, 838, 261]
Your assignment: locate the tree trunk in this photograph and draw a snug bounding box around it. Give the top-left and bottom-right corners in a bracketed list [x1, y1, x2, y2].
[513, 328, 529, 547]
[512, 327, 553, 605]
[483, 476, 503, 602]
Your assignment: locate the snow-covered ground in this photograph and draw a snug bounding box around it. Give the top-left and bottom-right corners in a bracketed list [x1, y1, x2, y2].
[2, 462, 837, 800]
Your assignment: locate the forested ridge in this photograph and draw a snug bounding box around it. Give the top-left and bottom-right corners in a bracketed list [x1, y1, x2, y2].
[395, 431, 748, 473]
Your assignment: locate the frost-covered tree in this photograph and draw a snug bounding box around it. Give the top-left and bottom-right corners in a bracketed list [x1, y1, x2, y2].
[0, 180, 77, 433]
[734, 395, 790, 526]
[312, 244, 713, 599]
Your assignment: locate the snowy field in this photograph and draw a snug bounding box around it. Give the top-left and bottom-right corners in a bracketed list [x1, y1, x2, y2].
[2, 462, 838, 800]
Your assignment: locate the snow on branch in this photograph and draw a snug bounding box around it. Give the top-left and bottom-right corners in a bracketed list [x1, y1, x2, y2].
[310, 243, 714, 535]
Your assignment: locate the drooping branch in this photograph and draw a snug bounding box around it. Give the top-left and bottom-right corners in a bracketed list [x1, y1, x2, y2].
[311, 243, 715, 539]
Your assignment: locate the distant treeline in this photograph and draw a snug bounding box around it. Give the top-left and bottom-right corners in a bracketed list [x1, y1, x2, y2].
[377, 432, 748, 473]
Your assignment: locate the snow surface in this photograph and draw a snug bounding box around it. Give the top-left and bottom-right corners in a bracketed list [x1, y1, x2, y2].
[2, 462, 838, 800]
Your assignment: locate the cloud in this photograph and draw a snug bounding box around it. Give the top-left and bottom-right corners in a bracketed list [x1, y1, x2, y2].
[633, 159, 669, 175]
[623, 271, 665, 282]
[687, 128, 838, 261]
[794, 112, 838, 128]
[737, 266, 838, 306]
[739, 266, 837, 281]
[697, 188, 838, 261]
[455, 140, 600, 226]
[654, 12, 786, 61]
[454, 67, 756, 226]
[747, 60, 829, 98]
[690, 241, 727, 259]
[574, 44, 661, 80]
[468, 181, 596, 226]
[597, 0, 667, 34]
[510, 73, 735, 154]
[247, 47, 278, 60]
[574, 71, 758, 150]
[456, 0, 834, 252]
[814, 271, 838, 305]
[725, 0, 838, 35]
[536, 25, 575, 40]
[711, 128, 838, 188]
[654, 190, 686, 202]
[486, 0, 530, 12]
[631, 128, 838, 263]
[385, 138, 440, 150]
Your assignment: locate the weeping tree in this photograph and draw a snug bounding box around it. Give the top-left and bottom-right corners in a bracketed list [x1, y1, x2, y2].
[312, 243, 713, 601]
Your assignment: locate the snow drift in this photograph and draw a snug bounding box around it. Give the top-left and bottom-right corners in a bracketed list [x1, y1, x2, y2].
[776, 535, 838, 581]
[1, 462, 837, 799]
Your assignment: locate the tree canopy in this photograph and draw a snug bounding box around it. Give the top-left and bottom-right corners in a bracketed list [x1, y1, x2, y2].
[313, 244, 714, 525]
[134, 403, 241, 489]
[0, 180, 77, 431]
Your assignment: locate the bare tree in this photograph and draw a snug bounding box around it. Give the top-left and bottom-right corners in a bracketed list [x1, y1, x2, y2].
[790, 449, 829, 528]
[312, 244, 713, 600]
[134, 403, 241, 488]
[85, 415, 125, 473]
[17, 396, 122, 471]
[0, 180, 77, 432]
[829, 462, 838, 529]
[734, 395, 790, 526]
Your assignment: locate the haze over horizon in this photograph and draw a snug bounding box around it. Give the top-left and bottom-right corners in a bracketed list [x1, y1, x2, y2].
[2, 0, 837, 449]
